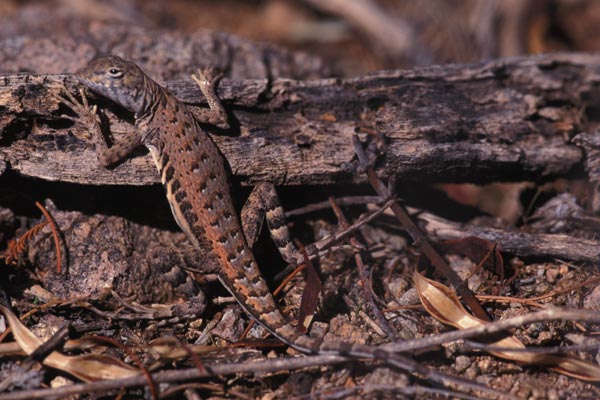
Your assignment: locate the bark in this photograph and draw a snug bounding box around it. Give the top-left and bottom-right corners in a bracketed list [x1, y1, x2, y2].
[414, 210, 600, 264]
[1, 52, 597, 187]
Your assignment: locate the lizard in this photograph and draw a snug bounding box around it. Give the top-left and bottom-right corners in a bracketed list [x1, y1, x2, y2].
[53, 55, 426, 371]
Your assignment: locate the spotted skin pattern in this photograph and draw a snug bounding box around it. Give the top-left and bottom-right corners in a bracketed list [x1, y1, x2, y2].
[58, 56, 415, 368]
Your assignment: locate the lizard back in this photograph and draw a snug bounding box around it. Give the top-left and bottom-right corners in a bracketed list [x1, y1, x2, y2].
[145, 91, 316, 351]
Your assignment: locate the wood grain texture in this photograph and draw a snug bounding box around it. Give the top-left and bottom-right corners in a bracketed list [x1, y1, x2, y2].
[411, 210, 600, 263]
[1, 52, 597, 186]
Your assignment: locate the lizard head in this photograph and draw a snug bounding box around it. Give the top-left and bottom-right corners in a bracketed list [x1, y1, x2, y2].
[75, 55, 150, 115]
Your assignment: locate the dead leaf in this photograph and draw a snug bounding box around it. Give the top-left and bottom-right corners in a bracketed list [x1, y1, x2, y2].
[437, 236, 504, 277]
[413, 271, 600, 381]
[297, 246, 322, 333]
[0, 305, 139, 381]
[149, 337, 216, 360]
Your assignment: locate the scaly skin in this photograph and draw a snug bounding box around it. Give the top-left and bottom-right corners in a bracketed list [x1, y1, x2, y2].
[70, 56, 317, 352]
[58, 56, 435, 374]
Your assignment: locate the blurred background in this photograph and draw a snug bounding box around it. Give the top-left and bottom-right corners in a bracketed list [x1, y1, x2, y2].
[1, 0, 598, 76]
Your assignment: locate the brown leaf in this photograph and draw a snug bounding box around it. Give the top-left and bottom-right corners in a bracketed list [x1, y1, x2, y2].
[149, 337, 216, 360]
[0, 305, 139, 382]
[437, 236, 504, 277]
[413, 271, 600, 381]
[297, 246, 322, 333]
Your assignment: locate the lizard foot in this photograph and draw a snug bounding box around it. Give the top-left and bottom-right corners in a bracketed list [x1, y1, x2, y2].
[54, 85, 100, 139]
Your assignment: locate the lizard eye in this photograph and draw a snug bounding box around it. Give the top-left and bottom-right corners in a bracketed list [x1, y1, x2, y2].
[107, 68, 122, 78]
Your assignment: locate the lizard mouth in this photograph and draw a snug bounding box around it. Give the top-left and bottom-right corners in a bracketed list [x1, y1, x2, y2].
[74, 73, 136, 114]
[74, 74, 106, 97]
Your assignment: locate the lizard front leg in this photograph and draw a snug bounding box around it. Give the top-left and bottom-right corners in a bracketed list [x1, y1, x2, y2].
[191, 67, 229, 130]
[56, 85, 142, 167]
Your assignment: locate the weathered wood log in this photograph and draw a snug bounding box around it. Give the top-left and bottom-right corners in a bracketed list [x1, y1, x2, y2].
[1, 52, 595, 187]
[414, 210, 600, 264]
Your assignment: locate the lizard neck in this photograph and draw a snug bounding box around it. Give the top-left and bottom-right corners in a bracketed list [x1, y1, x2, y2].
[135, 75, 168, 124]
[135, 92, 169, 143]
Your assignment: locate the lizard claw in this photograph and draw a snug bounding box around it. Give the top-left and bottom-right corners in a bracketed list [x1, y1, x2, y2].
[53, 84, 100, 139]
[52, 84, 78, 110]
[191, 67, 224, 91]
[54, 86, 94, 119]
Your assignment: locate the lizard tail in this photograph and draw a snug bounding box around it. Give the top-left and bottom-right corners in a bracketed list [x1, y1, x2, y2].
[217, 275, 410, 369]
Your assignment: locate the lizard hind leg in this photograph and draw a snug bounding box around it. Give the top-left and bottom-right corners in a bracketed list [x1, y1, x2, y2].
[241, 183, 301, 265]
